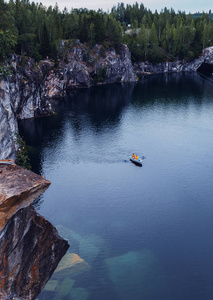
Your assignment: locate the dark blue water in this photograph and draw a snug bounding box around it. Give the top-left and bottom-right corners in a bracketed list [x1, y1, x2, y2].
[19, 73, 213, 300]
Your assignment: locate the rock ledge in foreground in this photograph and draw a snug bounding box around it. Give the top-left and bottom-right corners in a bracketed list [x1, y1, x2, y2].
[0, 164, 50, 230]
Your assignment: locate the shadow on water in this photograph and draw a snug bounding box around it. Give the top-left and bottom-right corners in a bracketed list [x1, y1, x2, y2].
[65, 82, 136, 130]
[18, 83, 136, 173]
[133, 72, 209, 108]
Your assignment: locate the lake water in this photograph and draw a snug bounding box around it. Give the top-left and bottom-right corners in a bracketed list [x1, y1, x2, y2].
[19, 73, 213, 300]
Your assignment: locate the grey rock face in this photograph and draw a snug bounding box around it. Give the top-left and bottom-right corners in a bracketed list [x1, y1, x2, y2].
[133, 46, 213, 75]
[2, 44, 213, 161]
[0, 79, 18, 159]
[0, 57, 53, 159]
[58, 41, 137, 88]
[0, 43, 137, 159]
[9, 57, 53, 119]
[65, 60, 93, 88]
[104, 44, 136, 83]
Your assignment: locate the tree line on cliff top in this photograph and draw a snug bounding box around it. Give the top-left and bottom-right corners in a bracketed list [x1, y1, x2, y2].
[1, 0, 213, 64]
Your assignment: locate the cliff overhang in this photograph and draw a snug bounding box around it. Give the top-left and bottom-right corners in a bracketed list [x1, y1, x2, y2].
[0, 164, 69, 299]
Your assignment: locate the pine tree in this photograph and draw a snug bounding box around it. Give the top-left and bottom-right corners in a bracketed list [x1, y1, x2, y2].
[40, 23, 51, 58]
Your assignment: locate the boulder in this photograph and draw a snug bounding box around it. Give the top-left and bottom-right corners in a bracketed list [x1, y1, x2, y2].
[55, 278, 75, 297]
[0, 205, 69, 300]
[69, 287, 89, 300]
[105, 250, 167, 300]
[43, 280, 58, 292]
[0, 164, 50, 230]
[56, 225, 106, 265]
[52, 253, 90, 279]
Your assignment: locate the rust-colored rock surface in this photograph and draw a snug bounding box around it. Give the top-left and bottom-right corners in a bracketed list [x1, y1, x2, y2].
[0, 205, 69, 299]
[0, 164, 50, 230]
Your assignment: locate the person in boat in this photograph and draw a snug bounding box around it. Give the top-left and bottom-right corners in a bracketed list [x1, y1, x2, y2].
[132, 153, 135, 158]
[135, 155, 138, 160]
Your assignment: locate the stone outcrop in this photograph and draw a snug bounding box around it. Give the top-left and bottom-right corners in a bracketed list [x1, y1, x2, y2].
[2, 44, 213, 160]
[56, 41, 137, 91]
[0, 56, 53, 160]
[3, 56, 53, 119]
[0, 80, 18, 160]
[43, 252, 90, 299]
[104, 44, 137, 83]
[52, 252, 90, 279]
[133, 46, 213, 75]
[105, 250, 167, 300]
[0, 164, 69, 299]
[0, 164, 50, 230]
[0, 42, 136, 159]
[0, 205, 69, 300]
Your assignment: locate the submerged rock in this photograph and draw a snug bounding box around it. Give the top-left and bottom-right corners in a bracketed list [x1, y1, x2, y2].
[79, 234, 105, 265]
[69, 287, 89, 300]
[105, 250, 167, 300]
[56, 224, 106, 265]
[55, 277, 75, 297]
[56, 225, 81, 254]
[52, 252, 90, 279]
[43, 280, 58, 292]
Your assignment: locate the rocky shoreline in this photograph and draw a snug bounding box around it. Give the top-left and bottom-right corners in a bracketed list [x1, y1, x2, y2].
[133, 47, 213, 76]
[1, 43, 213, 160]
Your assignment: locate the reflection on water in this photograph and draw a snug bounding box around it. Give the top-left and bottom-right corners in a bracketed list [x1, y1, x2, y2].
[19, 73, 213, 300]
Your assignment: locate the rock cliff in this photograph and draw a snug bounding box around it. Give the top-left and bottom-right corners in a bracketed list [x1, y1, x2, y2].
[0, 42, 136, 160]
[133, 46, 213, 75]
[1, 44, 213, 160]
[0, 56, 53, 160]
[0, 80, 18, 159]
[0, 164, 69, 299]
[0, 205, 69, 300]
[0, 164, 50, 230]
[48, 41, 137, 92]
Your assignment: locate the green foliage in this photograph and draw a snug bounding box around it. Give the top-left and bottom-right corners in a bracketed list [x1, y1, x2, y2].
[40, 23, 51, 58]
[0, 30, 17, 61]
[113, 3, 213, 62]
[14, 133, 31, 170]
[0, 64, 12, 77]
[93, 65, 107, 83]
[0, 0, 213, 63]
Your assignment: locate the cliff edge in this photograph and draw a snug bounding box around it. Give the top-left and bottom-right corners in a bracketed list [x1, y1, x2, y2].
[0, 164, 50, 230]
[0, 164, 69, 299]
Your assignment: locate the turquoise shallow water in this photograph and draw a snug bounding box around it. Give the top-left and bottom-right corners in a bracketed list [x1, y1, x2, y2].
[19, 73, 213, 300]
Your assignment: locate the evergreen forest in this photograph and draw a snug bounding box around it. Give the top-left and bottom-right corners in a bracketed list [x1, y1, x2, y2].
[1, 0, 213, 64]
